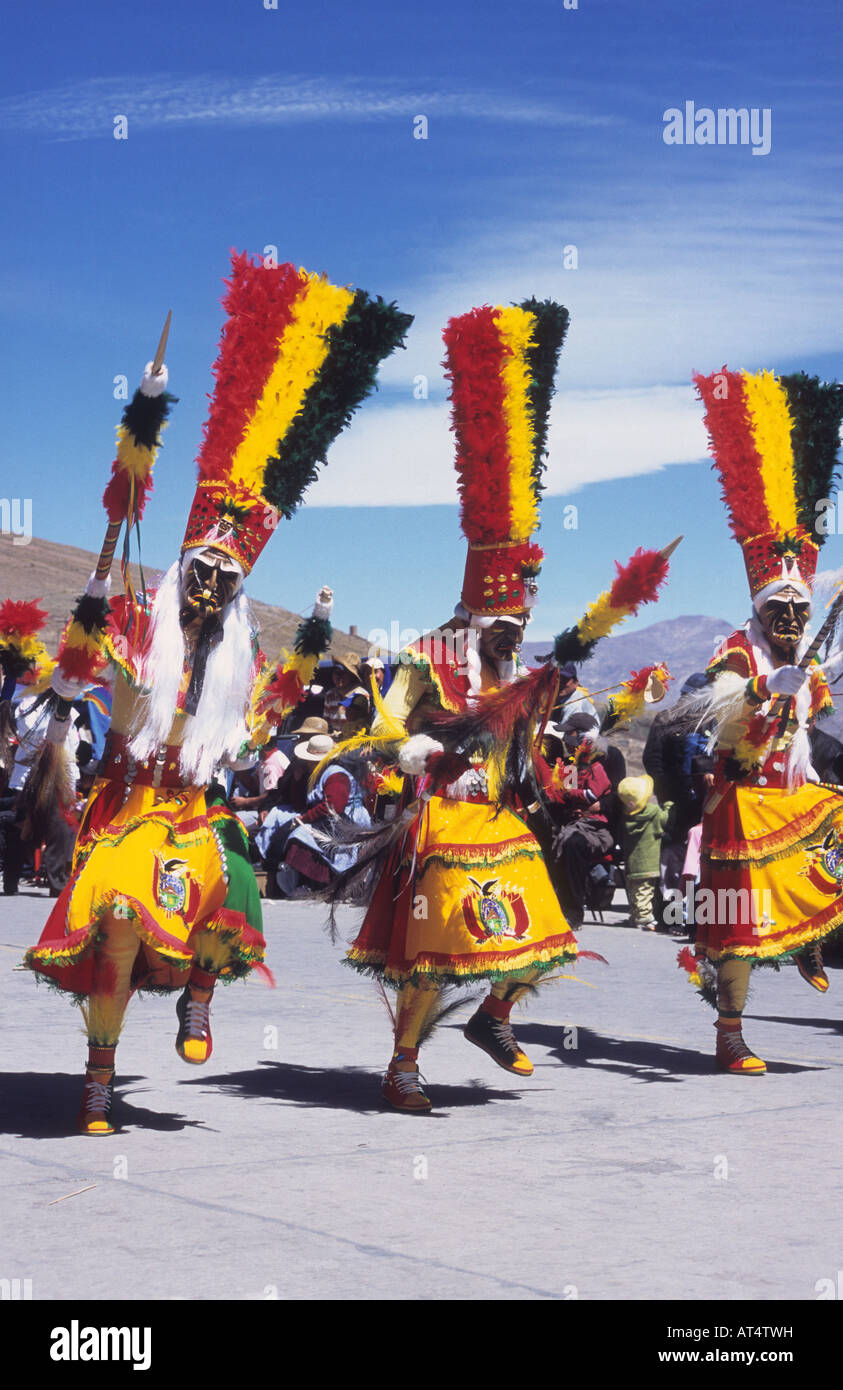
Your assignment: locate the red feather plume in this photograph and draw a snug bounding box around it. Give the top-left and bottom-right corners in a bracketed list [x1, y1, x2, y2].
[608, 548, 670, 615]
[427, 661, 559, 743]
[197, 253, 306, 484]
[257, 667, 306, 721]
[624, 667, 652, 695]
[676, 946, 700, 977]
[0, 599, 47, 637]
[56, 645, 107, 684]
[694, 369, 770, 540]
[443, 306, 512, 545]
[102, 471, 154, 524]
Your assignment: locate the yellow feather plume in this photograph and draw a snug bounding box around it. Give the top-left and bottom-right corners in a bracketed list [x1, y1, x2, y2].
[577, 591, 626, 646]
[115, 428, 159, 481]
[741, 369, 798, 535]
[494, 306, 539, 542]
[308, 673, 404, 785]
[229, 273, 355, 495]
[62, 624, 104, 656]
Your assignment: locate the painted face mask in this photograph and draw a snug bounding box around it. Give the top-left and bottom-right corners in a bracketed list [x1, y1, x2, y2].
[479, 618, 526, 664]
[181, 550, 241, 622]
[760, 589, 811, 658]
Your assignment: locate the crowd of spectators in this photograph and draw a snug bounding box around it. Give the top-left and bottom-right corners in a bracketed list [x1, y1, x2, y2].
[7, 650, 843, 931]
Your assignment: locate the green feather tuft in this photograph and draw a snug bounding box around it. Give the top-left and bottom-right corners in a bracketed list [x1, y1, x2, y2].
[263, 293, 414, 519]
[781, 373, 843, 538]
[553, 626, 594, 666]
[294, 614, 333, 658]
[518, 297, 570, 502]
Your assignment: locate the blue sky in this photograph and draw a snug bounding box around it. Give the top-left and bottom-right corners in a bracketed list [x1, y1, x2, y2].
[1, 0, 841, 646]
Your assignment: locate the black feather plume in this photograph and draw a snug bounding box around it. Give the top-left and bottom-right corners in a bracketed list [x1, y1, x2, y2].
[782, 373, 843, 539]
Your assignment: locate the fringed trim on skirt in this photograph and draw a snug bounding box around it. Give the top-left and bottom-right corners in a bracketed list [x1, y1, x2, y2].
[344, 937, 579, 988]
[702, 914, 843, 965]
[706, 801, 843, 869]
[75, 810, 211, 866]
[414, 838, 542, 874]
[196, 907, 268, 982]
[24, 889, 195, 979]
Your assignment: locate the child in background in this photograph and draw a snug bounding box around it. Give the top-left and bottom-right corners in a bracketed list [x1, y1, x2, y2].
[618, 775, 674, 930]
[678, 820, 703, 942]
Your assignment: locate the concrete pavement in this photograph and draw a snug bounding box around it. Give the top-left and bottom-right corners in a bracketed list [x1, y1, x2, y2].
[1, 891, 841, 1301]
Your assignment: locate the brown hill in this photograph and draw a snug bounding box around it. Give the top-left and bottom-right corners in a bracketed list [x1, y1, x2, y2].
[0, 534, 369, 662]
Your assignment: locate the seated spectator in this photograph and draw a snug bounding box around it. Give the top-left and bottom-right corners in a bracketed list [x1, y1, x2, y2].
[264, 716, 329, 813]
[284, 662, 329, 727]
[538, 713, 613, 928]
[618, 775, 676, 931]
[256, 732, 371, 898]
[260, 737, 291, 798]
[322, 653, 371, 737]
[360, 656, 385, 694]
[229, 765, 265, 844]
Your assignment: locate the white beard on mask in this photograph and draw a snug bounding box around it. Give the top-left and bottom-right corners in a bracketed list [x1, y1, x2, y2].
[127, 557, 255, 786]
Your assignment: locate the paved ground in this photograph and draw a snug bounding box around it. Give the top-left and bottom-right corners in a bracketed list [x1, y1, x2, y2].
[1, 890, 842, 1302]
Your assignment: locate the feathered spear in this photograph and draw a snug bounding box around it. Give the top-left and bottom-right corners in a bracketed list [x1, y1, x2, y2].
[53, 314, 174, 700]
[552, 538, 681, 666]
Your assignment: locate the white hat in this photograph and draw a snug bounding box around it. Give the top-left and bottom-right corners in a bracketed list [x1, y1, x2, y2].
[294, 733, 336, 762]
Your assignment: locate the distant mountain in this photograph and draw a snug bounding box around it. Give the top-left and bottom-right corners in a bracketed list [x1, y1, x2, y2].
[0, 534, 369, 660]
[522, 614, 737, 705]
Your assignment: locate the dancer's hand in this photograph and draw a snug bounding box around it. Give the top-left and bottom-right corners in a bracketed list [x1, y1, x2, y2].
[398, 734, 444, 776]
[766, 665, 808, 697]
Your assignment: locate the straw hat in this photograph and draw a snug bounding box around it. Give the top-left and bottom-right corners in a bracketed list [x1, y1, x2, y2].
[333, 652, 363, 683]
[294, 733, 336, 762]
[617, 775, 654, 815]
[290, 716, 329, 737]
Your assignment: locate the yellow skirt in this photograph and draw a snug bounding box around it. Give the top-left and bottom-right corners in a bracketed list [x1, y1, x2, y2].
[25, 777, 265, 994]
[699, 779, 843, 962]
[348, 794, 579, 985]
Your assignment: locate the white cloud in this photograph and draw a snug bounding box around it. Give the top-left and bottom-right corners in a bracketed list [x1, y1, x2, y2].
[312, 385, 708, 506]
[0, 73, 617, 140]
[375, 180, 843, 396]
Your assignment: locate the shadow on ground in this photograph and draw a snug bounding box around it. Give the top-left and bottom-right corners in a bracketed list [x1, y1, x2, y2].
[0, 1072, 209, 1139]
[506, 1024, 822, 1082]
[181, 1060, 523, 1116]
[750, 1014, 843, 1036]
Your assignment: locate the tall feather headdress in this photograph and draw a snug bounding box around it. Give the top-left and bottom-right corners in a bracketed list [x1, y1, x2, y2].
[443, 298, 569, 616]
[183, 252, 413, 575]
[694, 368, 843, 605]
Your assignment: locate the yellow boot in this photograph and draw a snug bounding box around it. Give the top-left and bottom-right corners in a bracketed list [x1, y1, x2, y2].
[714, 1019, 766, 1075]
[464, 994, 533, 1076]
[77, 1047, 116, 1135]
